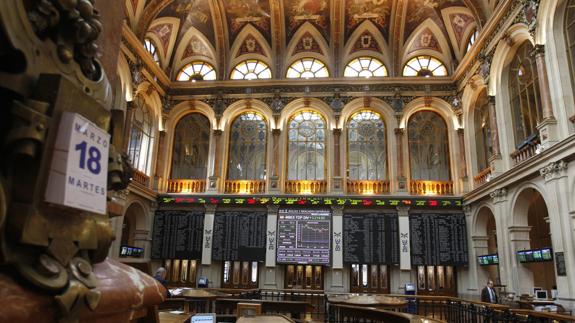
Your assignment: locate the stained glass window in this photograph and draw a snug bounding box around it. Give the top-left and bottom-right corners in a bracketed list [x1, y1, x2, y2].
[403, 56, 448, 77]
[286, 58, 329, 79]
[347, 110, 387, 180]
[287, 111, 326, 180]
[227, 112, 267, 180]
[144, 38, 160, 65]
[176, 61, 217, 81]
[344, 57, 388, 78]
[408, 111, 450, 180]
[508, 42, 542, 146]
[171, 113, 211, 179]
[230, 60, 272, 80]
[127, 98, 154, 175]
[474, 90, 492, 171]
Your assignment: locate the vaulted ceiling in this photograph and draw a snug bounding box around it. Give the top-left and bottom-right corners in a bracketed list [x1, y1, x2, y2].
[125, 0, 499, 80]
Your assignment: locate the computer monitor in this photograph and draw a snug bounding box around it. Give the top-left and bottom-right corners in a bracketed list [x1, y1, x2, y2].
[535, 290, 548, 300]
[533, 287, 542, 296]
[405, 283, 416, 292]
[191, 313, 215, 323]
[198, 277, 209, 288]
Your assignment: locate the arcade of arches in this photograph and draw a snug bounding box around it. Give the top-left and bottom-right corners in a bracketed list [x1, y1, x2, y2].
[114, 0, 575, 308]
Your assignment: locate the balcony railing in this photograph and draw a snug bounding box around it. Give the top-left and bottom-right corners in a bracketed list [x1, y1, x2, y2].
[346, 180, 390, 195]
[511, 135, 540, 165]
[409, 180, 453, 195]
[473, 166, 492, 187]
[132, 169, 150, 187]
[284, 180, 327, 194]
[224, 180, 266, 194]
[167, 179, 206, 193]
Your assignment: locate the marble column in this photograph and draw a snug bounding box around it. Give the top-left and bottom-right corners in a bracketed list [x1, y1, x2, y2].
[532, 45, 558, 148]
[269, 129, 281, 192]
[332, 128, 343, 193]
[539, 161, 575, 307]
[395, 128, 406, 192]
[208, 129, 223, 192]
[508, 226, 533, 295]
[491, 189, 511, 289]
[457, 128, 467, 178]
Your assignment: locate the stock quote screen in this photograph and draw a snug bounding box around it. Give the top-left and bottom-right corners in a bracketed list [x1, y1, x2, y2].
[276, 209, 331, 265]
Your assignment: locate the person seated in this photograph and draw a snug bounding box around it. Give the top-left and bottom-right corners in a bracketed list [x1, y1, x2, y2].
[153, 267, 172, 298]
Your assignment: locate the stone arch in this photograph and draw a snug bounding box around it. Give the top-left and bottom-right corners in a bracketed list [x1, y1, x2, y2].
[342, 20, 391, 76]
[285, 22, 332, 76]
[228, 25, 273, 77]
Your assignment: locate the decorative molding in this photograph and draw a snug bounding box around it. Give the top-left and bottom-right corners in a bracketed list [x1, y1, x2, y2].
[539, 160, 568, 182]
[489, 188, 507, 203]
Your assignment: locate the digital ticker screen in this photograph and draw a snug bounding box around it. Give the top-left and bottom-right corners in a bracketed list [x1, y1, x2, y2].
[276, 209, 331, 265]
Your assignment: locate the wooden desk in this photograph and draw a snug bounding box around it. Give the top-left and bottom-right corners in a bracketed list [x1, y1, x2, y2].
[327, 294, 408, 310]
[236, 315, 295, 323]
[158, 312, 192, 323]
[169, 288, 221, 312]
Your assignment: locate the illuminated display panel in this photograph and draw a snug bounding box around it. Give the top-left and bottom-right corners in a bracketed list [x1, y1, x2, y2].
[277, 209, 331, 265]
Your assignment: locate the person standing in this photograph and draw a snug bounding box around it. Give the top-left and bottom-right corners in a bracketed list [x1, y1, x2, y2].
[481, 280, 498, 303]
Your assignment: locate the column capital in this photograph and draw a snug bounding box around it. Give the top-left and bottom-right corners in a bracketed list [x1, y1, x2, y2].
[272, 128, 281, 136]
[462, 204, 472, 215]
[213, 129, 223, 136]
[331, 205, 344, 216]
[531, 44, 545, 58]
[332, 128, 342, 136]
[267, 205, 279, 214]
[488, 95, 496, 105]
[490, 188, 507, 203]
[396, 206, 410, 215]
[204, 204, 217, 213]
[457, 128, 464, 135]
[394, 128, 405, 135]
[539, 160, 568, 182]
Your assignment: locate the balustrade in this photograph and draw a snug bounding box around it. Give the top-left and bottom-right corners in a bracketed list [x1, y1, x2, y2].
[167, 179, 206, 193]
[224, 180, 266, 194]
[132, 169, 150, 187]
[473, 167, 492, 187]
[346, 180, 390, 195]
[284, 180, 327, 194]
[409, 180, 453, 195]
[511, 136, 540, 165]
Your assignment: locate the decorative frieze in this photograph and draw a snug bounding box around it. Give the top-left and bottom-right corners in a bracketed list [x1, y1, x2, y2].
[539, 160, 568, 182]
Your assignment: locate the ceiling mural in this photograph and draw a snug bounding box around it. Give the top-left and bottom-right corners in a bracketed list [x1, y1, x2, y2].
[236, 35, 266, 57]
[156, 0, 215, 47]
[149, 23, 174, 55]
[404, 0, 466, 42]
[283, 0, 330, 44]
[407, 27, 443, 55]
[350, 31, 382, 54]
[128, 0, 493, 77]
[223, 0, 272, 46]
[182, 35, 212, 60]
[292, 32, 323, 55]
[344, 0, 392, 42]
[448, 12, 475, 47]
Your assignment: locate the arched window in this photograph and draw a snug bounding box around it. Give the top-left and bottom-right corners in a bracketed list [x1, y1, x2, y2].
[127, 99, 155, 175]
[171, 113, 211, 179]
[176, 61, 217, 81]
[344, 57, 388, 78]
[287, 111, 326, 180]
[227, 112, 267, 180]
[347, 110, 387, 180]
[467, 30, 478, 52]
[230, 60, 272, 80]
[408, 111, 450, 180]
[566, 0, 575, 97]
[286, 58, 329, 78]
[402, 56, 448, 77]
[144, 38, 160, 65]
[508, 42, 542, 146]
[474, 90, 492, 171]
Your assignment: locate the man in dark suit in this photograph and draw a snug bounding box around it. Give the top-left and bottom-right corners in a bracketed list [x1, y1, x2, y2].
[481, 280, 498, 303]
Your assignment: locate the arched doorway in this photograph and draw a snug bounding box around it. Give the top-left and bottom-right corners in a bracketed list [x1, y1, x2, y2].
[474, 207, 499, 287]
[511, 188, 556, 295]
[120, 203, 147, 258]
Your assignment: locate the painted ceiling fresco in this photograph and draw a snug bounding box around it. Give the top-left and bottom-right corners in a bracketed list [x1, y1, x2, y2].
[345, 0, 392, 42]
[404, 0, 466, 42]
[157, 0, 215, 47]
[223, 0, 272, 46]
[283, 0, 330, 44]
[129, 0, 494, 77]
